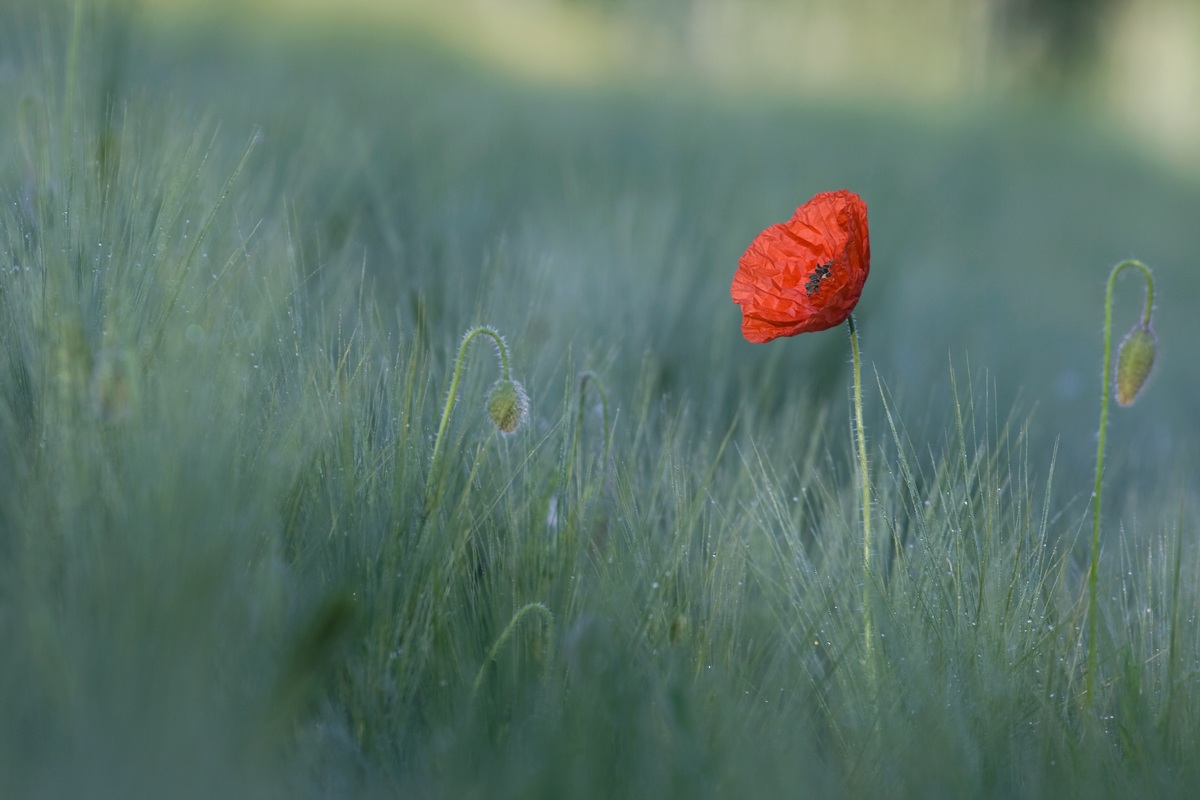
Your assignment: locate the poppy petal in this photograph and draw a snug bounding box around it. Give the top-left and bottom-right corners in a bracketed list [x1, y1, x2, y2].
[731, 190, 870, 343]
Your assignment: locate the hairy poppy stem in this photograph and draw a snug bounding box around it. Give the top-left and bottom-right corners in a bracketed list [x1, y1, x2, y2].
[1087, 259, 1154, 707]
[427, 327, 512, 510]
[848, 314, 872, 670]
[472, 602, 553, 697]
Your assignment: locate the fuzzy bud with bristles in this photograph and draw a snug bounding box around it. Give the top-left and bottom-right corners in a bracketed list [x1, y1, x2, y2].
[426, 325, 526, 512]
[1115, 324, 1156, 407]
[487, 378, 528, 434]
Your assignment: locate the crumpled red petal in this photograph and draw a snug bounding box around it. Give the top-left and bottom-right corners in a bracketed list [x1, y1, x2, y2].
[731, 189, 870, 343]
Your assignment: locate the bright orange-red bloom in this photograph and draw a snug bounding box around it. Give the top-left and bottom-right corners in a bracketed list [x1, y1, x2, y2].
[731, 190, 870, 343]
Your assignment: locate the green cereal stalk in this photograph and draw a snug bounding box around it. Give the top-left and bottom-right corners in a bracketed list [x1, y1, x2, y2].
[1087, 259, 1154, 706]
[1163, 496, 1186, 742]
[62, 0, 84, 185]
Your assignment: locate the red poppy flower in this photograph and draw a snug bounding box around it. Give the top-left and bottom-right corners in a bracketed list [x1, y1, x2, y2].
[731, 190, 870, 343]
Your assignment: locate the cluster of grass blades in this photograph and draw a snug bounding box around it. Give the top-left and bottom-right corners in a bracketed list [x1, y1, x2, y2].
[0, 4, 1196, 799]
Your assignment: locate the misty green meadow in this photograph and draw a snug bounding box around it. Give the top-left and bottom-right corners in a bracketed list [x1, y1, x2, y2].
[0, 4, 1198, 799]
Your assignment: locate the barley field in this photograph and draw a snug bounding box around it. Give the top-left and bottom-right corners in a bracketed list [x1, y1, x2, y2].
[1, 3, 1198, 797]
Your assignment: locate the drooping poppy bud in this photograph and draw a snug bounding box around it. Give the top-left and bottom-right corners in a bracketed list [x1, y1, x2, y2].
[427, 325, 528, 514]
[487, 378, 529, 434]
[1115, 324, 1156, 406]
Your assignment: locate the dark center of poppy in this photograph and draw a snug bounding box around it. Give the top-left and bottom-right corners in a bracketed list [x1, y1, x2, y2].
[804, 261, 832, 296]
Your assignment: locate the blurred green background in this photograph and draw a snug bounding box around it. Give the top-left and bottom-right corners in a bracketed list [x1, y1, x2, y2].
[66, 0, 1199, 491]
[2, 1, 1200, 797]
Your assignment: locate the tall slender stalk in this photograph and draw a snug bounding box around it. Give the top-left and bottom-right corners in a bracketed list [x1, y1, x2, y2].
[1087, 259, 1154, 705]
[848, 314, 871, 667]
[1164, 496, 1186, 743]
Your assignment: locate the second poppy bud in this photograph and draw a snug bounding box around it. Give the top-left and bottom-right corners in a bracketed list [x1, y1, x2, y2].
[1115, 324, 1156, 407]
[487, 378, 529, 434]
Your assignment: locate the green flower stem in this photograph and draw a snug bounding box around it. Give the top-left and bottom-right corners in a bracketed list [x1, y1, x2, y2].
[567, 371, 611, 490]
[848, 314, 872, 668]
[428, 327, 510, 504]
[1087, 259, 1153, 706]
[472, 602, 554, 696]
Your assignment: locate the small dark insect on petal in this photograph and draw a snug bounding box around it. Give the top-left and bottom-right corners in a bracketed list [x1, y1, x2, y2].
[804, 262, 832, 296]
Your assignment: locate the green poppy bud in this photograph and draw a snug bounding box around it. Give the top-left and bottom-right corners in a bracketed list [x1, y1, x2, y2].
[1115, 324, 1156, 407]
[487, 378, 528, 434]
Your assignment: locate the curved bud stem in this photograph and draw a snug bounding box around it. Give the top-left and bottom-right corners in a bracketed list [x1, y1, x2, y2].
[567, 371, 611, 491]
[1087, 259, 1154, 706]
[427, 327, 511, 508]
[848, 315, 872, 675]
[472, 602, 554, 697]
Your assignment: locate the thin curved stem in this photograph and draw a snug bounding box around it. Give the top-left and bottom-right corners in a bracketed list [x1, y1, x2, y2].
[848, 315, 872, 668]
[427, 327, 510, 507]
[1087, 259, 1154, 706]
[567, 371, 611, 491]
[472, 602, 554, 696]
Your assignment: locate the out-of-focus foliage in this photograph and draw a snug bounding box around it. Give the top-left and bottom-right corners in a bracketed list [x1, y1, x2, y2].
[1, 3, 1198, 798]
[997, 0, 1128, 78]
